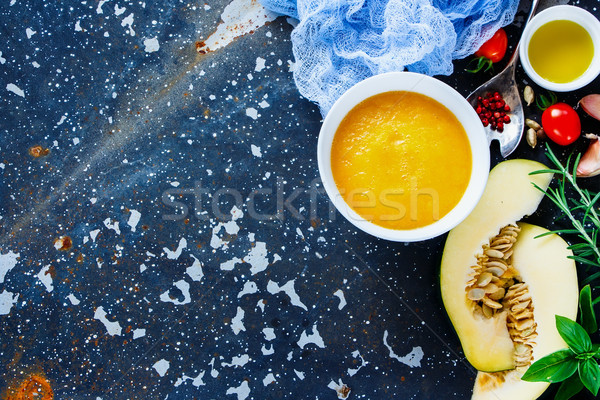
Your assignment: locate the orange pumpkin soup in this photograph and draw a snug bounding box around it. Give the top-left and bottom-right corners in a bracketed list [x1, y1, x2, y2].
[331, 91, 472, 230]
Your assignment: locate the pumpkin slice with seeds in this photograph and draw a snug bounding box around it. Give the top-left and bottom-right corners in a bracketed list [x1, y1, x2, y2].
[470, 222, 577, 399]
[441, 159, 577, 378]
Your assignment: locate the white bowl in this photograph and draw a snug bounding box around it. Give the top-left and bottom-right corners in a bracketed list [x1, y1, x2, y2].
[519, 5, 600, 92]
[317, 71, 490, 242]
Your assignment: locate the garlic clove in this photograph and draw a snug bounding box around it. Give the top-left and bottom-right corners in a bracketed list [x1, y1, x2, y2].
[579, 94, 600, 121]
[576, 134, 600, 178]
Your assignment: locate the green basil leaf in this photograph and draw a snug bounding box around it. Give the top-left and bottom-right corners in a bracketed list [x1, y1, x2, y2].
[556, 315, 593, 354]
[521, 349, 577, 383]
[579, 285, 598, 335]
[579, 358, 600, 396]
[555, 372, 584, 400]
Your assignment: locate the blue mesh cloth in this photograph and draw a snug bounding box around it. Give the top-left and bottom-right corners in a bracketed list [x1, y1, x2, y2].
[260, 0, 520, 115]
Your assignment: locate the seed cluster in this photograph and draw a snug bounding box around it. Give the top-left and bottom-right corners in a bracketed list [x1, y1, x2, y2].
[475, 92, 511, 132]
[466, 224, 537, 368]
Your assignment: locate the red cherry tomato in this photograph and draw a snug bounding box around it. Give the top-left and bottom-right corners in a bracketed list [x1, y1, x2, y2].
[541, 103, 581, 146]
[475, 28, 508, 63]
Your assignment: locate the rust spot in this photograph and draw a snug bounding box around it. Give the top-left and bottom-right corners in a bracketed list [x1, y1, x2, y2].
[401, 376, 405, 382]
[337, 384, 351, 399]
[28, 145, 50, 158]
[5, 373, 54, 400]
[195, 41, 207, 54]
[76, 253, 84, 263]
[53, 236, 72, 251]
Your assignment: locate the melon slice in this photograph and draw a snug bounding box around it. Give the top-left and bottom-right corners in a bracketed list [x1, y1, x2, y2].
[472, 223, 578, 400]
[441, 159, 555, 372]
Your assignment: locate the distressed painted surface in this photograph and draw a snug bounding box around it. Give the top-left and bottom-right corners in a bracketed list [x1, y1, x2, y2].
[0, 0, 599, 399]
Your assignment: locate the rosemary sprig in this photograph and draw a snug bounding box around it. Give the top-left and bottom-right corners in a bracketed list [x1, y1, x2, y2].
[530, 144, 600, 290]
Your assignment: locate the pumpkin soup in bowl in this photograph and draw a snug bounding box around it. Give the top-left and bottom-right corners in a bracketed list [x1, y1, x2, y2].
[318, 72, 489, 242]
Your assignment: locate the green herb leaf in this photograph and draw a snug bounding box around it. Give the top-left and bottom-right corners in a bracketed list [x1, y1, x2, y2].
[556, 315, 593, 354]
[536, 90, 557, 111]
[521, 349, 577, 382]
[579, 285, 598, 335]
[579, 358, 600, 396]
[555, 372, 584, 400]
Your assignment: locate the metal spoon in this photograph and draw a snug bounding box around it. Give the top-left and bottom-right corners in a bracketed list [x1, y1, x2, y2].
[467, 0, 540, 158]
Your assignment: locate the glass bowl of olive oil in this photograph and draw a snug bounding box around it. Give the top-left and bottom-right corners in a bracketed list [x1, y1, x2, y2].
[519, 5, 600, 92]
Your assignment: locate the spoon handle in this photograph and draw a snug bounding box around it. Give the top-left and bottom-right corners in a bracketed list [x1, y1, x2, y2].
[506, 0, 541, 67]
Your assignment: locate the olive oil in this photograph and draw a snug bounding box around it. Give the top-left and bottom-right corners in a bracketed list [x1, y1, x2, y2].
[528, 20, 594, 83]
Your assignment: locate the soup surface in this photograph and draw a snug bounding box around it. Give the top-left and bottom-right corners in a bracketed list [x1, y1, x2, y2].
[331, 91, 472, 230]
[528, 20, 594, 83]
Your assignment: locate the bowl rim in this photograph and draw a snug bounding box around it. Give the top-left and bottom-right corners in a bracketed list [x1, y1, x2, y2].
[317, 71, 490, 242]
[519, 5, 600, 92]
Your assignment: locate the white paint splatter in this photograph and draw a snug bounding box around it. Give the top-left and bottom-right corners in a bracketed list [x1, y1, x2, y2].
[333, 289, 347, 310]
[89, 229, 100, 242]
[26, 28, 36, 38]
[56, 114, 68, 126]
[0, 290, 18, 315]
[210, 206, 243, 250]
[196, 0, 277, 53]
[143, 37, 160, 53]
[222, 354, 249, 368]
[186, 255, 204, 282]
[121, 13, 135, 36]
[263, 327, 275, 341]
[328, 379, 351, 399]
[220, 256, 242, 271]
[160, 280, 191, 305]
[67, 294, 81, 305]
[267, 279, 307, 310]
[261, 344, 274, 355]
[127, 209, 141, 231]
[75, 20, 83, 31]
[209, 357, 219, 378]
[256, 299, 266, 313]
[296, 227, 304, 239]
[294, 369, 305, 380]
[263, 373, 276, 386]
[0, 250, 19, 283]
[231, 306, 246, 335]
[348, 350, 367, 376]
[383, 330, 424, 368]
[0, 51, 5, 64]
[251, 144, 262, 157]
[36, 265, 53, 292]
[115, 4, 126, 15]
[6, 83, 25, 97]
[246, 241, 275, 275]
[237, 281, 258, 298]
[103, 218, 121, 235]
[258, 100, 270, 108]
[153, 359, 170, 377]
[97, 0, 108, 13]
[175, 371, 206, 387]
[94, 306, 122, 336]
[255, 56, 266, 72]
[133, 328, 146, 339]
[226, 380, 250, 400]
[191, 371, 206, 386]
[163, 238, 187, 259]
[298, 324, 325, 349]
[246, 107, 258, 120]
